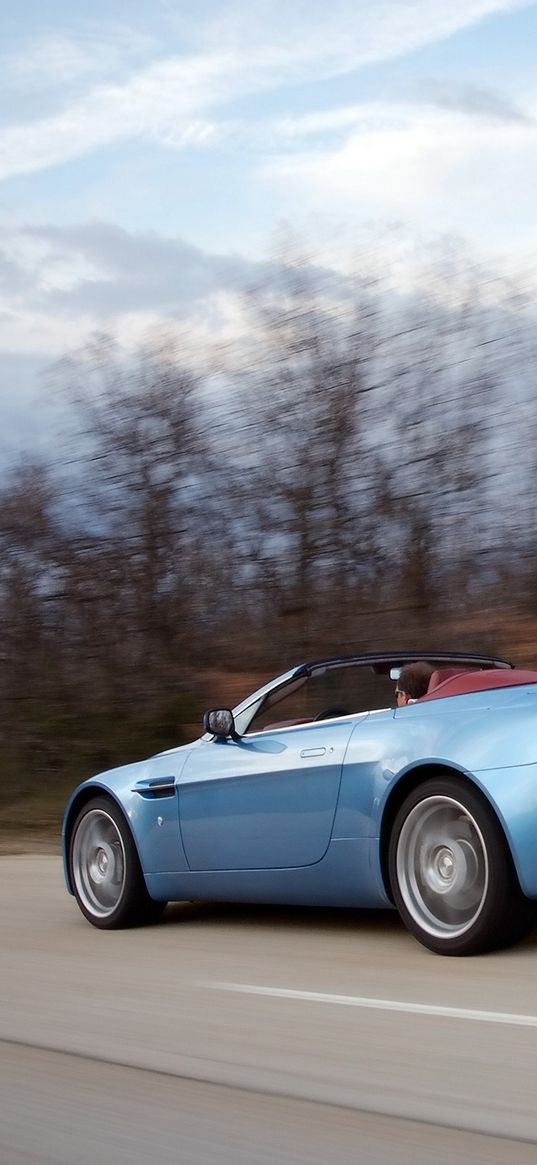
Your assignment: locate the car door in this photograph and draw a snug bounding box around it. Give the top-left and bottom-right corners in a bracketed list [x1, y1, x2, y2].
[177, 717, 359, 870]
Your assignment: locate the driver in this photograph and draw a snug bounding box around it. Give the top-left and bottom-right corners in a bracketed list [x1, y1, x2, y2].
[395, 662, 433, 705]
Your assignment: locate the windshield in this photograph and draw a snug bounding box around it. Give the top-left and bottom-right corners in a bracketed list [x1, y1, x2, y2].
[244, 662, 395, 733]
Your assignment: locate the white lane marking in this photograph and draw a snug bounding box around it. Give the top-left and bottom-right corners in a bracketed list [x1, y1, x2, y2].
[206, 982, 537, 1029]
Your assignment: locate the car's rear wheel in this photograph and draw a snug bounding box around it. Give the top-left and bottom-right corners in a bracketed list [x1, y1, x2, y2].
[388, 776, 535, 955]
[69, 796, 166, 929]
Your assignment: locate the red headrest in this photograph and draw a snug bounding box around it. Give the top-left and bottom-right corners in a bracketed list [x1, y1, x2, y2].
[426, 668, 468, 694]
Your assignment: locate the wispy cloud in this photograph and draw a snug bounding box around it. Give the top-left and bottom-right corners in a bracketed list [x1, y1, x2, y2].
[0, 23, 158, 134]
[417, 80, 535, 124]
[0, 51, 236, 181]
[0, 0, 532, 181]
[203, 0, 534, 80]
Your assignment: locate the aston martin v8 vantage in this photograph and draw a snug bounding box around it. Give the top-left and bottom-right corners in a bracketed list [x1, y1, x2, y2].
[62, 650, 537, 955]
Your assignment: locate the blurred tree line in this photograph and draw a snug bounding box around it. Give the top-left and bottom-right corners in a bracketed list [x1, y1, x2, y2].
[1, 244, 536, 810]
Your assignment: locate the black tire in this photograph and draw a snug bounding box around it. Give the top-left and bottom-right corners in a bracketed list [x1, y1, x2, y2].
[388, 776, 536, 956]
[69, 796, 167, 930]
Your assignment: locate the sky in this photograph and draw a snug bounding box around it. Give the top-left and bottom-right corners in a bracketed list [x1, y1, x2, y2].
[1, 0, 537, 460]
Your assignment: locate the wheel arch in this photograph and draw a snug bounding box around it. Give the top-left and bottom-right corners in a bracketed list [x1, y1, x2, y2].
[62, 784, 137, 894]
[378, 762, 518, 903]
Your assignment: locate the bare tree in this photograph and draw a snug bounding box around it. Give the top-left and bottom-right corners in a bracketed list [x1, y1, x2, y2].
[228, 260, 381, 656]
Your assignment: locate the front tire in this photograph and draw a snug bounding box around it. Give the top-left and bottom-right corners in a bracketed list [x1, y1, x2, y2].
[69, 796, 166, 929]
[388, 777, 535, 955]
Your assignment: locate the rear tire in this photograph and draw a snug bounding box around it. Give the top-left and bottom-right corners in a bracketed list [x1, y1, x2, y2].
[388, 776, 536, 955]
[69, 796, 166, 929]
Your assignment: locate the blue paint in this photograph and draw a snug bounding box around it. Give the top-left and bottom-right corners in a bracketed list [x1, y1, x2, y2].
[62, 661, 537, 913]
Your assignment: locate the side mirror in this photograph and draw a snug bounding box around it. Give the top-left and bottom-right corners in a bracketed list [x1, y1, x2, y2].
[203, 708, 237, 738]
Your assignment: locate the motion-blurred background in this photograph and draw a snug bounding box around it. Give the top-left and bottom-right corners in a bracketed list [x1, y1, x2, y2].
[1, 0, 536, 838]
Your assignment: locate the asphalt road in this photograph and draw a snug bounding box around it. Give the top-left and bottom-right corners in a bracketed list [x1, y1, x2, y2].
[2, 855, 537, 1163]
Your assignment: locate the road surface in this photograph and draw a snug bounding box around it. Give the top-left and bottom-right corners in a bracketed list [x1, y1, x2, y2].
[2, 855, 537, 1163]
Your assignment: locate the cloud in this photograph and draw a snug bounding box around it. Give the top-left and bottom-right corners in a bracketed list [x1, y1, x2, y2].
[0, 218, 358, 368]
[260, 98, 537, 258]
[1, 31, 145, 91]
[0, 220, 278, 364]
[0, 51, 231, 181]
[417, 80, 535, 124]
[204, 0, 533, 79]
[0, 24, 158, 130]
[0, 0, 532, 180]
[0, 248, 32, 296]
[206, 79, 537, 156]
[21, 221, 261, 314]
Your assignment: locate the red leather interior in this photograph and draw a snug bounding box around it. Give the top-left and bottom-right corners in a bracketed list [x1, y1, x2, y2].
[426, 668, 468, 693]
[421, 669, 537, 701]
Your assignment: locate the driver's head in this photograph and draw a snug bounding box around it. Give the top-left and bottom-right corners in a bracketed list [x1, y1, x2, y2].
[396, 661, 433, 705]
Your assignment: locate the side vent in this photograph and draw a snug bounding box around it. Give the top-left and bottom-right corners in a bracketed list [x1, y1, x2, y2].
[132, 776, 176, 799]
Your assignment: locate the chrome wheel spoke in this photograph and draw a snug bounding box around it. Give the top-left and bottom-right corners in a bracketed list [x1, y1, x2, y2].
[397, 795, 488, 938]
[72, 809, 126, 918]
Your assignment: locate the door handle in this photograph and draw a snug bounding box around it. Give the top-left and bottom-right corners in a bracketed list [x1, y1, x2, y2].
[300, 747, 326, 758]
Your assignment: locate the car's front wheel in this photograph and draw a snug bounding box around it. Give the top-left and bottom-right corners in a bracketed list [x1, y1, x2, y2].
[388, 776, 535, 955]
[69, 796, 166, 929]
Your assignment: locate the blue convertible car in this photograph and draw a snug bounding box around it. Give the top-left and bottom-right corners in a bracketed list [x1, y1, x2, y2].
[62, 650, 537, 955]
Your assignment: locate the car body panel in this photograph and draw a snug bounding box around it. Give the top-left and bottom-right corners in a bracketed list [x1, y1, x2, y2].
[178, 717, 361, 870]
[144, 837, 386, 909]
